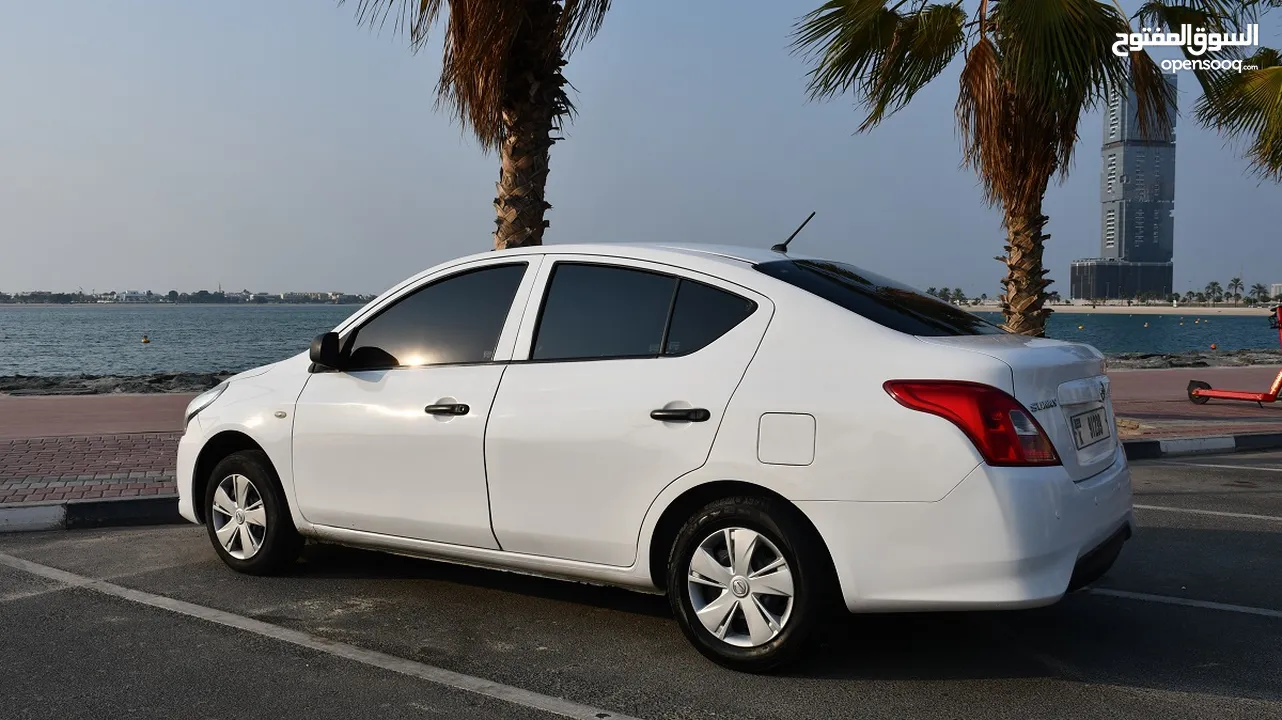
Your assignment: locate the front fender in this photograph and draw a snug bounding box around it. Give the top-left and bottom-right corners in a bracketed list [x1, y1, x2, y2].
[188, 355, 313, 533]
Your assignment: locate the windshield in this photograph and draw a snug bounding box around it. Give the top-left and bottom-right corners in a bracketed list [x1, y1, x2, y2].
[754, 259, 1006, 337]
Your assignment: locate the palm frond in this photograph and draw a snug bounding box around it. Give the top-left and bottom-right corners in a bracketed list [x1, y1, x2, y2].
[793, 1, 906, 101]
[861, 3, 967, 130]
[343, 1, 610, 150]
[560, 0, 612, 52]
[1139, 0, 1275, 25]
[350, 0, 446, 50]
[793, 1, 965, 131]
[1128, 49, 1178, 142]
[993, 0, 1130, 114]
[1196, 48, 1282, 180]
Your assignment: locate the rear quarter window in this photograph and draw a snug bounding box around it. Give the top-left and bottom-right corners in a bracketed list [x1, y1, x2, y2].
[754, 259, 1005, 337]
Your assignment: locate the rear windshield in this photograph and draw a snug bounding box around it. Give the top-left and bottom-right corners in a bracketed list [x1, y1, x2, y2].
[754, 259, 1006, 337]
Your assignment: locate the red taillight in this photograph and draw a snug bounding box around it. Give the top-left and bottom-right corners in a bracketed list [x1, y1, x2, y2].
[883, 380, 1061, 467]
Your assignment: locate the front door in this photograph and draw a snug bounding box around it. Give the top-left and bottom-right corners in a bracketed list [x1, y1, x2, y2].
[485, 259, 771, 566]
[292, 260, 536, 547]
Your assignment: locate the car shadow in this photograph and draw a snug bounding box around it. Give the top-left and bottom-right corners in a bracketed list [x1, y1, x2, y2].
[295, 541, 673, 618]
[286, 526, 1281, 703]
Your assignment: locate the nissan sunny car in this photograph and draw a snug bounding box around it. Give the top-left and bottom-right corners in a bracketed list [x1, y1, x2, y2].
[178, 243, 1133, 671]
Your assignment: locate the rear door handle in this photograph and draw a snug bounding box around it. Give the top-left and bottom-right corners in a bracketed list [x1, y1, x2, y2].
[650, 408, 711, 423]
[425, 403, 470, 416]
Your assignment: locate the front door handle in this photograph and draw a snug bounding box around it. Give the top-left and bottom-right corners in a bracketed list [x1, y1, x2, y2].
[650, 408, 711, 423]
[425, 403, 470, 416]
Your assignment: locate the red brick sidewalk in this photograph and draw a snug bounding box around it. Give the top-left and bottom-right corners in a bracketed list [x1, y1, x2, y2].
[0, 394, 188, 508]
[0, 433, 178, 505]
[1110, 366, 1282, 439]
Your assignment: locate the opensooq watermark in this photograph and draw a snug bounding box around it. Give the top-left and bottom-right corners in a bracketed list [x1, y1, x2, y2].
[1113, 24, 1262, 72]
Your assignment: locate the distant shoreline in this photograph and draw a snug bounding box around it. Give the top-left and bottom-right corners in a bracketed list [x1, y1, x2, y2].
[0, 303, 364, 309]
[1047, 305, 1272, 317]
[966, 304, 1272, 317]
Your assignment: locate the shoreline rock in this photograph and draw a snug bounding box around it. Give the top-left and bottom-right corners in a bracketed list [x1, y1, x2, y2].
[2, 349, 1280, 395]
[0, 372, 233, 396]
[1106, 349, 1282, 370]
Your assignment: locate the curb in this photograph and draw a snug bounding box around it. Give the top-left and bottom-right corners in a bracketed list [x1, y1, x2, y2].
[1123, 432, 1282, 460]
[0, 495, 183, 533]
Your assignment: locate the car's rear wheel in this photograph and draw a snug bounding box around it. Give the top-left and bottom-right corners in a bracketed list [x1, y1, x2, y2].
[667, 496, 828, 673]
[204, 450, 302, 575]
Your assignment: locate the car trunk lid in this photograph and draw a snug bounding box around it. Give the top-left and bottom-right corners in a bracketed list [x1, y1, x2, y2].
[917, 334, 1117, 482]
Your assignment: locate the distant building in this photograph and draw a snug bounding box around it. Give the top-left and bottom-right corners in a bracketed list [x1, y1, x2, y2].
[1272, 283, 1282, 300]
[116, 290, 151, 303]
[1071, 74, 1177, 300]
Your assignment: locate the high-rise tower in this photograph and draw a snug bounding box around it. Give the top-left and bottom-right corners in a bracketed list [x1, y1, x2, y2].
[1070, 74, 1178, 300]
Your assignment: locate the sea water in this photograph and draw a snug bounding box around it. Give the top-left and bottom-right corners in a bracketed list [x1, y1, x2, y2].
[0, 305, 1275, 376]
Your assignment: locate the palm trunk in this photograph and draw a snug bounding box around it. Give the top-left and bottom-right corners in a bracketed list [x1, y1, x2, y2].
[492, 1, 565, 250]
[999, 208, 1053, 336]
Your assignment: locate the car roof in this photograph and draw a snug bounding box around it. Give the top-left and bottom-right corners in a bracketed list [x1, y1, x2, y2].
[450, 242, 794, 269]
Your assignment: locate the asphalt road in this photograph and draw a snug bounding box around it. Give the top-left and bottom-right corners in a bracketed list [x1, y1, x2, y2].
[3, 453, 1282, 719]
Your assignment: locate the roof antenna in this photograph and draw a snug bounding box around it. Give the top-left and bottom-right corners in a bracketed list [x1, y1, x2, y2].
[771, 211, 815, 254]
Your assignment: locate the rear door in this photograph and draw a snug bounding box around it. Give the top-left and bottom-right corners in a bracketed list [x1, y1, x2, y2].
[484, 257, 771, 566]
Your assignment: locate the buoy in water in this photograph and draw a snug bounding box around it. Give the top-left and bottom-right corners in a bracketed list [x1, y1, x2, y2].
[1211, 343, 1218, 350]
[142, 334, 150, 344]
[1077, 325, 1084, 330]
[1195, 319, 1200, 324]
[1143, 322, 1149, 328]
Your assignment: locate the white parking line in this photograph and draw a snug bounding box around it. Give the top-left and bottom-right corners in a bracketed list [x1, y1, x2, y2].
[1089, 588, 1282, 620]
[1156, 460, 1282, 473]
[0, 552, 640, 720]
[1134, 504, 1282, 522]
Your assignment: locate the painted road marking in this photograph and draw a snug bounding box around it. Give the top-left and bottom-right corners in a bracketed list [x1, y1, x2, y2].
[0, 552, 640, 720]
[1134, 504, 1282, 522]
[1155, 460, 1282, 473]
[1090, 588, 1282, 620]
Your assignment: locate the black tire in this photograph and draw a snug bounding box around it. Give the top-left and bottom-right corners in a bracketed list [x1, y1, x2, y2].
[667, 496, 831, 673]
[1188, 380, 1212, 405]
[204, 449, 303, 576]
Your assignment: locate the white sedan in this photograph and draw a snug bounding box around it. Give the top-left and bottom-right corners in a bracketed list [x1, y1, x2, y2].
[177, 243, 1133, 672]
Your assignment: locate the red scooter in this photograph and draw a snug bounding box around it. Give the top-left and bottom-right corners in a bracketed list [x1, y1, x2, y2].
[1188, 305, 1282, 406]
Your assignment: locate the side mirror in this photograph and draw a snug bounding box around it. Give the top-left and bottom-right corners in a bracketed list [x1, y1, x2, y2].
[309, 332, 342, 371]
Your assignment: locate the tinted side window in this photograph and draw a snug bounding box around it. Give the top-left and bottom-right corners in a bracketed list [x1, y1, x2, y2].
[754, 259, 1005, 337]
[345, 263, 526, 370]
[664, 281, 757, 356]
[532, 264, 677, 361]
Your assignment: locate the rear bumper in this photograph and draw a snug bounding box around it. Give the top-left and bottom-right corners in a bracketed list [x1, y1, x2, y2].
[798, 446, 1133, 612]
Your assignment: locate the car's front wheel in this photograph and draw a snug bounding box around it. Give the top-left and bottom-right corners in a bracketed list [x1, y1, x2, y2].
[667, 496, 830, 672]
[204, 449, 302, 575]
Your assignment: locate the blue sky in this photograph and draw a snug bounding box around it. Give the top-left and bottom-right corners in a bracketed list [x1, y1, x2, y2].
[1, 0, 1278, 297]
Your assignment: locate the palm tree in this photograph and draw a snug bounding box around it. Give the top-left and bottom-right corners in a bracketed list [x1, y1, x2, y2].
[346, 0, 612, 249]
[1206, 281, 1224, 304]
[1252, 283, 1271, 302]
[952, 289, 968, 305]
[1228, 277, 1244, 306]
[1047, 290, 1062, 304]
[939, 287, 952, 303]
[1196, 291, 1208, 304]
[793, 0, 1173, 336]
[1183, 290, 1195, 305]
[1142, 2, 1282, 181]
[926, 287, 939, 298]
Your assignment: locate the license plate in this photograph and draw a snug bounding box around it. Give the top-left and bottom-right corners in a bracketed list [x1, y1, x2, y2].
[1070, 407, 1110, 450]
